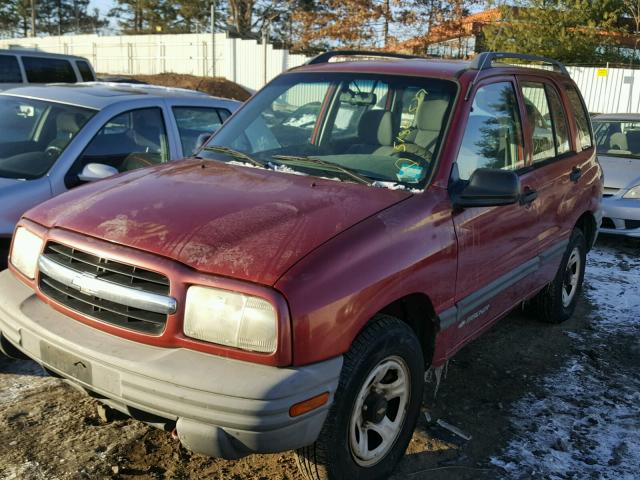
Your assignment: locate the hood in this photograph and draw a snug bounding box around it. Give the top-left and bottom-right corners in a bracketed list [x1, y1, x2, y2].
[598, 155, 640, 190]
[26, 159, 411, 285]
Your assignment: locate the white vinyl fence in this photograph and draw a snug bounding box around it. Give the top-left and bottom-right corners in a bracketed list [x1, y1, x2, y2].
[0, 33, 311, 92]
[2, 32, 640, 113]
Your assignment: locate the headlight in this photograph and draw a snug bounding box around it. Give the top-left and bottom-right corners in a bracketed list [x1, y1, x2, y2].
[623, 185, 640, 199]
[10, 227, 44, 279]
[184, 286, 277, 353]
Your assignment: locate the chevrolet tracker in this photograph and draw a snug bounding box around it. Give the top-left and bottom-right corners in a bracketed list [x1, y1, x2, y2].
[0, 51, 602, 480]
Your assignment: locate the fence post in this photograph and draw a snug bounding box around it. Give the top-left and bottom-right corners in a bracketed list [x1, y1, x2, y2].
[127, 43, 133, 74]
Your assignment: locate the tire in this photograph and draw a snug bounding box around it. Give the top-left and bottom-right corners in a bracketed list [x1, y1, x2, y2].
[296, 315, 424, 480]
[528, 228, 587, 324]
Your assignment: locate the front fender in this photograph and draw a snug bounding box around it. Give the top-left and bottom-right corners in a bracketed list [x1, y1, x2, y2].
[275, 186, 457, 366]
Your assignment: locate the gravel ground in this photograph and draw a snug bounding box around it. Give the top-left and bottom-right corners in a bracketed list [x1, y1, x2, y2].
[0, 236, 638, 480]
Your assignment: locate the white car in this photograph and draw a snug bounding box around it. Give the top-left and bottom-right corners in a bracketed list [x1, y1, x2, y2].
[0, 82, 241, 267]
[593, 114, 640, 238]
[0, 49, 96, 91]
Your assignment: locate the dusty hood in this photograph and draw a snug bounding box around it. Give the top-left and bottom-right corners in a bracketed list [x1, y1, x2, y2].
[25, 159, 411, 285]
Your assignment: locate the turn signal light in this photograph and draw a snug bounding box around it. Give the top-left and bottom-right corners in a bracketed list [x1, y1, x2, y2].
[289, 392, 330, 417]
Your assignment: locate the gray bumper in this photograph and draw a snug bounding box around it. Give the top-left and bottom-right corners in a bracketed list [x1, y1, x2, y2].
[0, 270, 342, 459]
[601, 197, 640, 238]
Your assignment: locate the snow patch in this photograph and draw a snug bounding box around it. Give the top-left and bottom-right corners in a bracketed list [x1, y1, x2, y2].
[490, 245, 640, 479]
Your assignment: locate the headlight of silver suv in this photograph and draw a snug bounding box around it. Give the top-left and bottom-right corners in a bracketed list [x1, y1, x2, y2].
[623, 185, 640, 199]
[10, 227, 44, 279]
[184, 285, 278, 353]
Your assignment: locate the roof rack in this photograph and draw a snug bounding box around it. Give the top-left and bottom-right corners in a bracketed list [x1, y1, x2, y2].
[306, 50, 422, 65]
[470, 52, 569, 76]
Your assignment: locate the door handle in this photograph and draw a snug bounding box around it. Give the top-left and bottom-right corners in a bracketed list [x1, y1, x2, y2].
[520, 187, 538, 205]
[570, 166, 582, 183]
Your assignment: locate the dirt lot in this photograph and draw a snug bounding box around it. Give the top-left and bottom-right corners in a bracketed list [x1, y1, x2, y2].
[98, 73, 252, 102]
[1, 236, 638, 480]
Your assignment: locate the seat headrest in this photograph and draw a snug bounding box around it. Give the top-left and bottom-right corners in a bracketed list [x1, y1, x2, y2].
[416, 95, 450, 131]
[609, 132, 627, 151]
[357, 110, 394, 146]
[56, 112, 83, 134]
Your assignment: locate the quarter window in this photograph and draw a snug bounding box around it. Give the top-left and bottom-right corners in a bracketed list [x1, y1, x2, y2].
[22, 56, 76, 83]
[0, 55, 22, 83]
[456, 82, 524, 180]
[566, 86, 592, 151]
[75, 60, 95, 82]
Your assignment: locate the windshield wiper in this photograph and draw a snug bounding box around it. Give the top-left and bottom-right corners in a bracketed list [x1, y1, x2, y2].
[271, 154, 372, 186]
[203, 145, 267, 168]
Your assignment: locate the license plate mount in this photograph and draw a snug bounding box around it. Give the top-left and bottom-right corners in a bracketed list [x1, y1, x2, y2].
[40, 342, 92, 384]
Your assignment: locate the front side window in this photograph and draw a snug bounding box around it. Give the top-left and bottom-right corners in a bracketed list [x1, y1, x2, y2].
[594, 120, 640, 158]
[202, 73, 456, 188]
[173, 107, 227, 155]
[0, 96, 94, 179]
[22, 56, 76, 83]
[456, 82, 524, 180]
[566, 86, 592, 151]
[0, 55, 22, 83]
[76, 108, 169, 177]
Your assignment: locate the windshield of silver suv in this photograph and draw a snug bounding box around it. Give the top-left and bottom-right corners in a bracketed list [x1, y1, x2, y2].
[201, 73, 457, 188]
[0, 96, 95, 179]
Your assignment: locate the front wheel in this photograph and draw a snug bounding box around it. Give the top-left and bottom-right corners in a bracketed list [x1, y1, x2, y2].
[528, 228, 587, 324]
[296, 315, 424, 480]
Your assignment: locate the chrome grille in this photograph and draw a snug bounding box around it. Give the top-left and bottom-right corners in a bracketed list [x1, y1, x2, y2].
[38, 242, 174, 335]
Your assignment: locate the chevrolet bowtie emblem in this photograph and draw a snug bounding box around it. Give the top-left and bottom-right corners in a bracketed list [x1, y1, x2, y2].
[70, 273, 98, 296]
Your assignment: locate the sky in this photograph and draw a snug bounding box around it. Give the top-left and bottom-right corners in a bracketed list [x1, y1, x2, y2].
[90, 0, 112, 16]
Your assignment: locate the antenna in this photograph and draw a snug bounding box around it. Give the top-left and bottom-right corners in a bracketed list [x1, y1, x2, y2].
[465, 53, 492, 101]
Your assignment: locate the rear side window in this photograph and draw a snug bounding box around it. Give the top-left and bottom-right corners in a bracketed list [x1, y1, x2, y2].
[566, 86, 592, 151]
[0, 55, 22, 83]
[22, 56, 76, 83]
[456, 82, 524, 180]
[521, 82, 555, 162]
[173, 107, 226, 155]
[545, 85, 571, 156]
[75, 60, 94, 81]
[520, 82, 571, 163]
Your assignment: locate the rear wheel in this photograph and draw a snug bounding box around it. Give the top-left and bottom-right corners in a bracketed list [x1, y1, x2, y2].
[296, 315, 424, 480]
[528, 228, 587, 324]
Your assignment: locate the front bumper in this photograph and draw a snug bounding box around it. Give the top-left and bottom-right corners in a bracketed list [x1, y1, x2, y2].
[601, 196, 640, 238]
[0, 270, 342, 459]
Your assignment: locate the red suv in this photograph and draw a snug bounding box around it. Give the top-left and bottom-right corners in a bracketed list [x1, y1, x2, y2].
[0, 51, 602, 480]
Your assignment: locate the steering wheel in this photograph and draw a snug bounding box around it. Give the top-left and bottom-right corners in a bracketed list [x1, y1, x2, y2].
[45, 145, 62, 158]
[391, 150, 429, 166]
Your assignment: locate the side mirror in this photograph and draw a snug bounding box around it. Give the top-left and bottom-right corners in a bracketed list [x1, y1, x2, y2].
[452, 168, 521, 208]
[78, 163, 119, 182]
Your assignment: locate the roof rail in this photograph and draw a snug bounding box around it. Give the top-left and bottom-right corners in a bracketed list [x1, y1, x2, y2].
[306, 50, 422, 65]
[470, 52, 569, 76]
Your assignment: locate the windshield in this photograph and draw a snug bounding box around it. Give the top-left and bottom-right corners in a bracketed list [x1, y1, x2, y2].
[594, 120, 640, 159]
[0, 96, 95, 179]
[202, 73, 457, 188]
